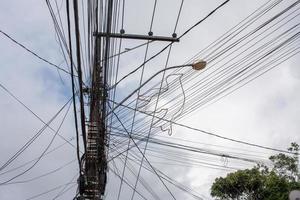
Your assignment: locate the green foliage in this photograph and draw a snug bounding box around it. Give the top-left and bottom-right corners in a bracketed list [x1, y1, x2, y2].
[210, 143, 300, 200]
[269, 142, 299, 181]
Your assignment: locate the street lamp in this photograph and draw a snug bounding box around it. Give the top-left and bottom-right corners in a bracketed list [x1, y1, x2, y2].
[192, 60, 207, 71]
[107, 60, 206, 116]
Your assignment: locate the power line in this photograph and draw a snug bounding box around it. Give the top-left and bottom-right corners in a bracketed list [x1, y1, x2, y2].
[45, 0, 73, 75]
[108, 165, 150, 200]
[108, 0, 291, 126]
[107, 99, 295, 155]
[0, 84, 73, 172]
[0, 101, 72, 185]
[108, 103, 177, 200]
[2, 159, 76, 185]
[66, 0, 82, 176]
[0, 138, 74, 176]
[73, 0, 88, 154]
[113, 152, 161, 200]
[0, 83, 77, 153]
[106, 1, 300, 156]
[117, 0, 160, 199]
[52, 174, 78, 200]
[110, 0, 231, 89]
[109, 130, 269, 163]
[129, 1, 186, 198]
[25, 180, 76, 200]
[114, 149, 206, 200]
[0, 29, 72, 75]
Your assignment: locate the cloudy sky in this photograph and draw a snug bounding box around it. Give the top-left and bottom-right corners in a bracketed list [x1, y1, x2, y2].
[0, 0, 299, 199]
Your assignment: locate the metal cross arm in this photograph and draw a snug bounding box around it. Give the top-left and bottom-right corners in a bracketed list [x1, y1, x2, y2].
[93, 32, 180, 42]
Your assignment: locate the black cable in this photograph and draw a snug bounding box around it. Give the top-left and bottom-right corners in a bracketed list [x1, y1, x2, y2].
[53, 183, 77, 199]
[108, 1, 288, 123]
[107, 99, 295, 155]
[0, 29, 71, 75]
[132, 0, 186, 190]
[102, 41, 154, 62]
[46, 0, 72, 74]
[0, 84, 73, 171]
[129, 1, 186, 198]
[111, 0, 231, 89]
[25, 181, 76, 200]
[108, 165, 150, 200]
[0, 83, 77, 155]
[107, 0, 127, 163]
[0, 101, 72, 185]
[122, 0, 296, 124]
[3, 159, 76, 185]
[153, 17, 300, 116]
[73, 0, 87, 153]
[108, 103, 177, 200]
[114, 0, 282, 116]
[0, 138, 73, 176]
[49, 0, 77, 77]
[117, 0, 160, 198]
[52, 174, 78, 200]
[109, 131, 264, 165]
[108, 2, 300, 144]
[0, 116, 54, 172]
[109, 129, 270, 162]
[115, 149, 205, 200]
[66, 0, 82, 175]
[113, 149, 161, 200]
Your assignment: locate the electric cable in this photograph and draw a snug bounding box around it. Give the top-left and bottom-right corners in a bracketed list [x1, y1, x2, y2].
[0, 29, 71, 75]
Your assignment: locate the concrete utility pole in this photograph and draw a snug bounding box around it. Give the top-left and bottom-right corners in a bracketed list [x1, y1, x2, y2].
[83, 35, 107, 199]
[79, 0, 180, 199]
[81, 0, 113, 198]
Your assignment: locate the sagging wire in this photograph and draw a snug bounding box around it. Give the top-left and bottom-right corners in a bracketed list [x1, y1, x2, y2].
[137, 74, 186, 136]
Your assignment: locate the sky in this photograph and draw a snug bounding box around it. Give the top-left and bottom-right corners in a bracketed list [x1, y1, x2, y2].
[0, 0, 299, 199]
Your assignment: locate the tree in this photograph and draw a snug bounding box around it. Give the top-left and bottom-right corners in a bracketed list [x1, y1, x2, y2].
[210, 143, 300, 200]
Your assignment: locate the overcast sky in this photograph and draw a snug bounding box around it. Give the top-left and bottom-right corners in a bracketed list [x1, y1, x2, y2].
[0, 0, 300, 199]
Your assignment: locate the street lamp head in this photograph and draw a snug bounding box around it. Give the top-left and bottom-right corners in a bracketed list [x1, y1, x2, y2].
[192, 60, 207, 71]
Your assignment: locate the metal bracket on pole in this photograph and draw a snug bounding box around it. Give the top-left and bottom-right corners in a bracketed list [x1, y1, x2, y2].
[93, 32, 180, 42]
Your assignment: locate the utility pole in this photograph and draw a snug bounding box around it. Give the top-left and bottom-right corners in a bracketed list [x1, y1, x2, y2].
[77, 1, 180, 199]
[79, 0, 113, 199]
[83, 35, 107, 199]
